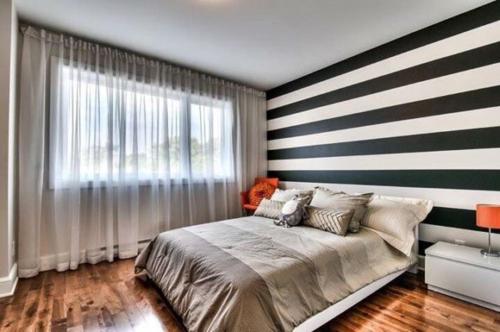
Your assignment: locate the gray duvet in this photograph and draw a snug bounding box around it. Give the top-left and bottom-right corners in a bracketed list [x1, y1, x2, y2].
[135, 216, 413, 332]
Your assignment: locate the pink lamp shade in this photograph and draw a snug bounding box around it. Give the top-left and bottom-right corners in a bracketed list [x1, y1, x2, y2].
[476, 204, 500, 229]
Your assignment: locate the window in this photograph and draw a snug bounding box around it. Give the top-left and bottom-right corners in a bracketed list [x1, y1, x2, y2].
[50, 61, 234, 188]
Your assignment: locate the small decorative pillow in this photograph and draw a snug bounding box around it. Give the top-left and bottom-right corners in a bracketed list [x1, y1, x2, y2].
[278, 196, 309, 227]
[271, 188, 313, 203]
[248, 182, 276, 206]
[361, 195, 433, 256]
[304, 207, 354, 236]
[310, 187, 373, 233]
[254, 198, 285, 220]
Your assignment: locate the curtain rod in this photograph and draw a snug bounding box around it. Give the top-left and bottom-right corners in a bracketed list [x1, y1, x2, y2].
[18, 20, 265, 94]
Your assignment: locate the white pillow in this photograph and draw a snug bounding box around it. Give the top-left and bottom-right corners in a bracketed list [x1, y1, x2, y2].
[271, 188, 312, 202]
[361, 194, 433, 256]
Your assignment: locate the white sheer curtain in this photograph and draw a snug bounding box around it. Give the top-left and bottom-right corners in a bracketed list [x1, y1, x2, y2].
[18, 26, 267, 277]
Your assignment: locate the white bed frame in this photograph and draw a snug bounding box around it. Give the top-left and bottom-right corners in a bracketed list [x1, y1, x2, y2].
[293, 226, 419, 332]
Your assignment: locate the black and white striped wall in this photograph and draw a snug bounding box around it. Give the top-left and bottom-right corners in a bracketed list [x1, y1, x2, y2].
[266, 2, 500, 261]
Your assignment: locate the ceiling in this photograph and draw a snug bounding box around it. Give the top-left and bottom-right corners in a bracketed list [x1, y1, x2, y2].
[15, 0, 492, 90]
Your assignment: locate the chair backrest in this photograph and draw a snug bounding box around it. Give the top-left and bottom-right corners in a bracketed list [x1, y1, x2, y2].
[255, 177, 279, 188]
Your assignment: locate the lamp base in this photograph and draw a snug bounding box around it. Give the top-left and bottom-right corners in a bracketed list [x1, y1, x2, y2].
[480, 249, 500, 257]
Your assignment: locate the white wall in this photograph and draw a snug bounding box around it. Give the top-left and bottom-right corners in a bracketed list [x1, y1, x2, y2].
[0, 0, 18, 295]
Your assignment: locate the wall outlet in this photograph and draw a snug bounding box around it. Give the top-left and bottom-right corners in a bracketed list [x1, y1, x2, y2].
[454, 239, 466, 246]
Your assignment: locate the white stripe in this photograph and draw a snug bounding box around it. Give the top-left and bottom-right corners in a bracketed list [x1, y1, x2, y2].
[268, 148, 500, 171]
[268, 63, 500, 131]
[419, 224, 500, 251]
[268, 107, 500, 150]
[280, 181, 500, 210]
[268, 21, 500, 110]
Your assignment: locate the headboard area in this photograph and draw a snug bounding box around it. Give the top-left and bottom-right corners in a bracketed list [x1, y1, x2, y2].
[266, 2, 500, 260]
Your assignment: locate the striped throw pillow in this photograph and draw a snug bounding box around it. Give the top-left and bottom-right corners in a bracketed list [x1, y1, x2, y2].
[305, 207, 354, 236]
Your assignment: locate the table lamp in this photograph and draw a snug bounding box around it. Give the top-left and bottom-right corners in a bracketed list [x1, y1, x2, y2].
[476, 204, 500, 257]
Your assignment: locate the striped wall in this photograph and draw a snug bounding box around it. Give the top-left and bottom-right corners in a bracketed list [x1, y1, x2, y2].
[266, 2, 500, 257]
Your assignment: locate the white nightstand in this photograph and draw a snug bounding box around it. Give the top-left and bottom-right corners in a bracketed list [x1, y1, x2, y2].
[425, 241, 500, 312]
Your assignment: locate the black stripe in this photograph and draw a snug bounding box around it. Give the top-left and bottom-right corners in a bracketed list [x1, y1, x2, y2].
[267, 1, 500, 99]
[266, 170, 500, 191]
[267, 42, 500, 119]
[268, 126, 500, 160]
[424, 207, 500, 234]
[418, 240, 434, 256]
[268, 86, 500, 140]
[418, 214, 500, 256]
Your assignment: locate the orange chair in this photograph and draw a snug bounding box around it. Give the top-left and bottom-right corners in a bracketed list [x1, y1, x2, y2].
[240, 177, 279, 215]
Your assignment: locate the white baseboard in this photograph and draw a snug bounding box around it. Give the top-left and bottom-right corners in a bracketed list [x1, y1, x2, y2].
[0, 263, 18, 298]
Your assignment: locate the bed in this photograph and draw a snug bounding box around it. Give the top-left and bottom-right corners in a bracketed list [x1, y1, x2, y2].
[135, 215, 418, 332]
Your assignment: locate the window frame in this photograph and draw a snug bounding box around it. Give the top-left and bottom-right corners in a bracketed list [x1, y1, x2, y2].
[48, 57, 235, 189]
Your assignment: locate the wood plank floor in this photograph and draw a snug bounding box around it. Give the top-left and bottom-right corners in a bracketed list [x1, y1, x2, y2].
[1, 259, 498, 331]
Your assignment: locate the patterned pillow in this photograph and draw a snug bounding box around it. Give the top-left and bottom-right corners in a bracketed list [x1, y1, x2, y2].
[254, 199, 285, 220]
[310, 187, 373, 233]
[248, 182, 276, 206]
[304, 207, 354, 236]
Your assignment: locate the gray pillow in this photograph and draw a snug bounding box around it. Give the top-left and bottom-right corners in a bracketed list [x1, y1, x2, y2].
[304, 207, 354, 236]
[277, 196, 309, 227]
[254, 198, 285, 220]
[310, 187, 373, 233]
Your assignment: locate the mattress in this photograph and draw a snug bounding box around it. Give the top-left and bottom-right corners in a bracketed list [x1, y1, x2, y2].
[135, 216, 414, 332]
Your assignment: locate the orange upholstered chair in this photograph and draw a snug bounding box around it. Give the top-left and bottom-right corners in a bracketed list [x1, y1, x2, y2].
[240, 177, 279, 214]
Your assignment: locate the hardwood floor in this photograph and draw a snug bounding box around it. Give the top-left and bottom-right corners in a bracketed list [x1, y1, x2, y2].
[1, 259, 498, 331]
